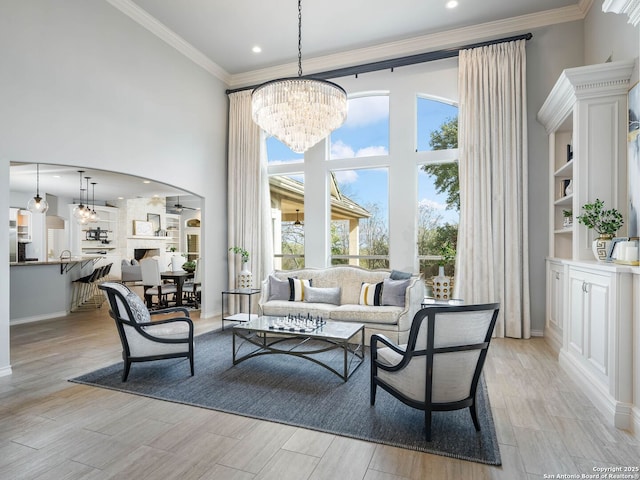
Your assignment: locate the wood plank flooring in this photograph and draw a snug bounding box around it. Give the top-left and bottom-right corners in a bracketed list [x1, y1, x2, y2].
[1, 306, 638, 479]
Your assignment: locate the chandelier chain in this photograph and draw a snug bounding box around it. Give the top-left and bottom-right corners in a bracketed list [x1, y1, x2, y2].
[297, 0, 302, 77]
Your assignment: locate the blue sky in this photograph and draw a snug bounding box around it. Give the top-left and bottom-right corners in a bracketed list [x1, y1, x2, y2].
[267, 96, 459, 226]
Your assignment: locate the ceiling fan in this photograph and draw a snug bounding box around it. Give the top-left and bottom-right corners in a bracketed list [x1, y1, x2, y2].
[169, 196, 197, 213]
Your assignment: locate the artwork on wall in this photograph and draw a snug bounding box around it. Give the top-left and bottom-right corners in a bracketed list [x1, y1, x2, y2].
[628, 82, 640, 237]
[147, 213, 161, 234]
[133, 220, 154, 237]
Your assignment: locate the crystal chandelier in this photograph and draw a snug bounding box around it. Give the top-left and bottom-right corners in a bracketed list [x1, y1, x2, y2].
[251, 0, 347, 154]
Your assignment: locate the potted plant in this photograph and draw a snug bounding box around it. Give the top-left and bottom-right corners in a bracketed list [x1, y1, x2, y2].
[576, 199, 624, 261]
[229, 246, 251, 288]
[433, 241, 456, 300]
[562, 209, 573, 228]
[182, 260, 196, 273]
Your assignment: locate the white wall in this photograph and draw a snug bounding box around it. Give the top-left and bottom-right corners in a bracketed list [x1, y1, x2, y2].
[585, 5, 639, 71]
[0, 0, 228, 375]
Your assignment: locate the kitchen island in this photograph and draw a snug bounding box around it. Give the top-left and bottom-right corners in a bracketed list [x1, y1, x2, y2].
[10, 258, 96, 323]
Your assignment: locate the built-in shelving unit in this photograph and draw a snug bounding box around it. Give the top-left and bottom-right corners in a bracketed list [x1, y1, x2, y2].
[538, 60, 635, 432]
[16, 209, 32, 243]
[165, 214, 181, 252]
[69, 204, 119, 256]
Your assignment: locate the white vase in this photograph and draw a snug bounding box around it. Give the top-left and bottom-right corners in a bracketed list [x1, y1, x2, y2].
[432, 266, 451, 300]
[238, 262, 252, 289]
[592, 235, 612, 262]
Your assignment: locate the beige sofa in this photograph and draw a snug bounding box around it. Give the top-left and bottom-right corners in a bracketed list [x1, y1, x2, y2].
[259, 266, 424, 346]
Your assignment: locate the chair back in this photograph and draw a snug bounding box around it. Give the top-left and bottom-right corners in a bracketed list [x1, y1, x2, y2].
[140, 258, 162, 286]
[193, 258, 202, 284]
[403, 303, 499, 404]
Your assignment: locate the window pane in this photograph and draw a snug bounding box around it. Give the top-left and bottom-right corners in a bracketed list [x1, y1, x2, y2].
[269, 174, 305, 270]
[330, 168, 389, 269]
[330, 95, 389, 159]
[417, 97, 458, 152]
[417, 165, 459, 285]
[266, 136, 304, 164]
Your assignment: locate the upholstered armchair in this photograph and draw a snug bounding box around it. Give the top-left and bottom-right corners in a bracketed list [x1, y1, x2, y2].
[370, 303, 499, 441]
[99, 282, 194, 381]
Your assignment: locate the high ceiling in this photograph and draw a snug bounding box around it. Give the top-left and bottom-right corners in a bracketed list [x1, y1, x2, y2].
[125, 0, 582, 82]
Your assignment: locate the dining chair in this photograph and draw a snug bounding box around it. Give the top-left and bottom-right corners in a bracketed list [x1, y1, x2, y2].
[140, 257, 177, 309]
[370, 303, 500, 441]
[182, 258, 202, 308]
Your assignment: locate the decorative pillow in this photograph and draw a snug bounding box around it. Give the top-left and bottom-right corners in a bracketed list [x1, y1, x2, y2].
[359, 282, 383, 306]
[267, 275, 291, 301]
[304, 286, 341, 305]
[381, 278, 411, 307]
[288, 278, 311, 301]
[126, 292, 151, 323]
[390, 269, 412, 280]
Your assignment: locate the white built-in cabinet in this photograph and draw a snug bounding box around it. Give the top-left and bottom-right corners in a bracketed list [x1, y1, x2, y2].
[538, 61, 637, 432]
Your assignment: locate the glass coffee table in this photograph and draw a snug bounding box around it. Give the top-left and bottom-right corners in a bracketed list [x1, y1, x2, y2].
[232, 316, 365, 381]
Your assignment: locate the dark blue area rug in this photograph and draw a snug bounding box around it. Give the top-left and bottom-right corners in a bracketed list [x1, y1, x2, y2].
[70, 329, 501, 465]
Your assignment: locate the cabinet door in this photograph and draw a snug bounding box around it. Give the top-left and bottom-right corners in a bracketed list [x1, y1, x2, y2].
[545, 261, 565, 351]
[568, 272, 586, 355]
[583, 272, 610, 379]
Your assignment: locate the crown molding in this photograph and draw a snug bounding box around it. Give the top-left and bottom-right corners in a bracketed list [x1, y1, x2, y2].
[104, 0, 231, 84]
[229, 4, 588, 88]
[602, 0, 640, 26]
[104, 0, 590, 88]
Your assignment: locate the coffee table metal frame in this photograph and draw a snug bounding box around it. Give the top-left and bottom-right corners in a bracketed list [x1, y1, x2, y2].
[232, 316, 365, 382]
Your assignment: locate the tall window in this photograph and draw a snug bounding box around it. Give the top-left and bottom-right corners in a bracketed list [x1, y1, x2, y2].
[330, 95, 389, 159]
[331, 168, 389, 268]
[416, 97, 459, 282]
[269, 173, 305, 270]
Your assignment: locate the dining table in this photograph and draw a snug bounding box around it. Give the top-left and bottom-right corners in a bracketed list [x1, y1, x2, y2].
[160, 270, 194, 306]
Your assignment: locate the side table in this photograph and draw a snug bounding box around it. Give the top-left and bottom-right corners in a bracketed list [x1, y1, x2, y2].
[221, 288, 261, 330]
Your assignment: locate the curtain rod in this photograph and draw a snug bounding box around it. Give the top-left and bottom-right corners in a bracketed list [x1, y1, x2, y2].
[226, 32, 532, 94]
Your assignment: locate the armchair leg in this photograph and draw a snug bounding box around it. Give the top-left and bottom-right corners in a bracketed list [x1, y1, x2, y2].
[189, 352, 194, 376]
[469, 403, 481, 431]
[122, 360, 131, 382]
[425, 410, 432, 442]
[370, 382, 377, 405]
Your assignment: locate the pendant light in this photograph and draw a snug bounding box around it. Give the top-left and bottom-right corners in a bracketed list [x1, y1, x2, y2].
[89, 182, 100, 223]
[251, 0, 347, 154]
[294, 209, 303, 226]
[72, 170, 87, 220]
[27, 163, 49, 214]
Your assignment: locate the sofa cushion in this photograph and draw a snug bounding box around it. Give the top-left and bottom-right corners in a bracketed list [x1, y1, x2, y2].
[330, 304, 403, 325]
[268, 275, 290, 301]
[359, 282, 383, 306]
[304, 286, 341, 305]
[262, 300, 334, 318]
[381, 278, 411, 307]
[390, 269, 412, 280]
[289, 278, 311, 301]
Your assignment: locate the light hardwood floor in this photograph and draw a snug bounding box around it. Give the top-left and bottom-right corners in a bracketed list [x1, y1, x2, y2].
[1, 306, 638, 480]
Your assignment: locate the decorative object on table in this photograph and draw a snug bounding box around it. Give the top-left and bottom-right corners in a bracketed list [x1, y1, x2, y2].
[181, 260, 196, 273]
[576, 198, 624, 261]
[229, 246, 252, 288]
[432, 241, 456, 300]
[26, 163, 49, 214]
[250, 0, 347, 154]
[610, 237, 640, 265]
[562, 209, 573, 228]
[170, 254, 186, 272]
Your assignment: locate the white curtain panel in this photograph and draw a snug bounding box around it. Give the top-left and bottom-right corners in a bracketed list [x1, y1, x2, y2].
[455, 39, 531, 338]
[227, 91, 274, 294]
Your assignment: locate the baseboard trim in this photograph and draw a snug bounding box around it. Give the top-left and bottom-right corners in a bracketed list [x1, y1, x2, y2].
[10, 311, 68, 325]
[559, 349, 632, 430]
[530, 329, 544, 337]
[0, 365, 13, 377]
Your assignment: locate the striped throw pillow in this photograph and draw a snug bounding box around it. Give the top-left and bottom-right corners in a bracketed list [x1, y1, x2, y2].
[288, 278, 311, 301]
[359, 281, 383, 306]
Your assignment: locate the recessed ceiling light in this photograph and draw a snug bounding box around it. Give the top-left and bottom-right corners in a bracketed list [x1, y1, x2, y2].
[446, 0, 458, 8]
[143, 180, 151, 184]
[52, 175, 61, 178]
[118, 197, 124, 200]
[252, 46, 262, 54]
